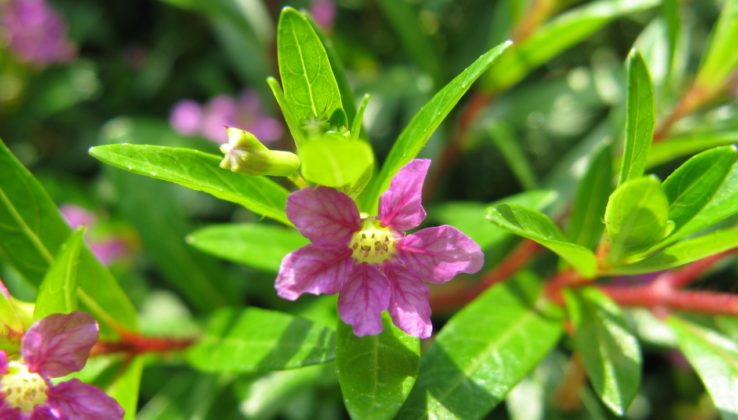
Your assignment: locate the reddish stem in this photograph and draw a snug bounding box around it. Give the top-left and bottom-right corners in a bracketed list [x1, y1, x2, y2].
[430, 240, 540, 311]
[656, 249, 737, 290]
[92, 331, 196, 357]
[598, 285, 738, 317]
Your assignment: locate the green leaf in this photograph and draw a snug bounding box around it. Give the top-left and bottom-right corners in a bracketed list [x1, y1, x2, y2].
[568, 142, 613, 250]
[608, 226, 738, 275]
[34, 228, 84, 320]
[695, 0, 738, 92]
[667, 160, 738, 243]
[187, 308, 336, 373]
[486, 204, 597, 277]
[565, 288, 642, 415]
[483, 0, 660, 92]
[647, 131, 738, 169]
[351, 94, 370, 141]
[268, 77, 307, 147]
[89, 144, 290, 225]
[187, 223, 308, 272]
[604, 177, 670, 262]
[432, 190, 557, 250]
[336, 314, 420, 420]
[108, 357, 144, 420]
[300, 136, 374, 192]
[662, 146, 737, 230]
[359, 40, 512, 212]
[618, 49, 655, 185]
[0, 139, 137, 333]
[669, 317, 738, 419]
[376, 0, 442, 84]
[397, 273, 564, 419]
[277, 7, 343, 130]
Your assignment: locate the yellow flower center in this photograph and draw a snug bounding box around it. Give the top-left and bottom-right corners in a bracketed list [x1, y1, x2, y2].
[1, 361, 48, 413]
[349, 219, 397, 264]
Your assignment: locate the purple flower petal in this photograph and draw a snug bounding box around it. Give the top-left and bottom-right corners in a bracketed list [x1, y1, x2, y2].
[169, 100, 203, 136]
[384, 264, 432, 339]
[59, 205, 96, 229]
[46, 379, 124, 420]
[286, 187, 360, 247]
[338, 264, 390, 336]
[30, 405, 56, 419]
[22, 312, 98, 378]
[0, 404, 21, 420]
[0, 351, 7, 374]
[396, 225, 484, 284]
[201, 96, 238, 143]
[379, 159, 430, 231]
[311, 0, 336, 29]
[276, 245, 352, 300]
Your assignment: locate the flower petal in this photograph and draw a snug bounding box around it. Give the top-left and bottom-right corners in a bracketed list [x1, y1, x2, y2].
[287, 187, 360, 246]
[379, 159, 430, 231]
[337, 264, 390, 336]
[0, 351, 7, 374]
[22, 312, 98, 377]
[276, 245, 353, 300]
[46, 379, 123, 420]
[384, 264, 432, 339]
[30, 405, 56, 420]
[396, 225, 484, 284]
[0, 403, 21, 420]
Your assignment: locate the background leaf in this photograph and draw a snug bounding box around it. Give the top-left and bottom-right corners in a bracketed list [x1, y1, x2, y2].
[336, 314, 420, 420]
[604, 176, 670, 262]
[359, 40, 512, 212]
[618, 49, 655, 186]
[34, 228, 84, 320]
[695, 0, 738, 92]
[89, 144, 290, 225]
[0, 140, 137, 333]
[398, 273, 563, 419]
[187, 308, 336, 373]
[669, 317, 738, 419]
[567, 142, 612, 250]
[486, 203, 597, 277]
[187, 223, 307, 272]
[565, 288, 642, 415]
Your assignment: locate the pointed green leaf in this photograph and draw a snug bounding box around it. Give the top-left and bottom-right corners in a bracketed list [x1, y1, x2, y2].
[187, 308, 335, 373]
[568, 143, 613, 250]
[695, 0, 738, 92]
[669, 317, 738, 419]
[300, 136, 374, 192]
[0, 139, 137, 333]
[607, 226, 738, 275]
[359, 41, 512, 211]
[604, 177, 670, 262]
[484, 0, 660, 92]
[432, 190, 557, 250]
[648, 131, 738, 168]
[565, 288, 642, 415]
[108, 357, 144, 420]
[268, 77, 307, 147]
[662, 146, 737, 231]
[89, 144, 290, 225]
[336, 314, 420, 420]
[187, 223, 308, 272]
[619, 50, 655, 185]
[486, 204, 597, 277]
[34, 228, 84, 320]
[397, 273, 564, 419]
[277, 7, 343, 130]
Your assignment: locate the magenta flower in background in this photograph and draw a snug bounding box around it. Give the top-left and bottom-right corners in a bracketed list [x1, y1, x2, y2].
[60, 205, 131, 265]
[1, 0, 76, 67]
[169, 90, 283, 144]
[310, 0, 336, 29]
[0, 312, 123, 419]
[276, 159, 484, 338]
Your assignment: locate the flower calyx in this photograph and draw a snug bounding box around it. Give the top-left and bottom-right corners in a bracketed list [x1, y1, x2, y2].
[220, 127, 299, 176]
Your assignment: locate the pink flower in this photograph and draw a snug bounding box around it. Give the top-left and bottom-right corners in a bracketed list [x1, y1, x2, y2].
[276, 159, 484, 338]
[59, 205, 131, 265]
[0, 312, 124, 419]
[310, 0, 336, 29]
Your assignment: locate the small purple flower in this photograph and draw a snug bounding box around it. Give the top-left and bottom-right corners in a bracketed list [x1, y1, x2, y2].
[310, 0, 336, 29]
[1, 0, 76, 67]
[169, 90, 283, 145]
[0, 312, 124, 419]
[276, 159, 484, 338]
[60, 205, 131, 265]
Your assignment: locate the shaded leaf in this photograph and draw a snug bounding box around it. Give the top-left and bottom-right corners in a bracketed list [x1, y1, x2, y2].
[34, 228, 84, 320]
[486, 204, 597, 277]
[187, 308, 335, 373]
[336, 314, 420, 420]
[398, 273, 564, 418]
[89, 144, 290, 225]
[187, 223, 308, 272]
[568, 142, 612, 250]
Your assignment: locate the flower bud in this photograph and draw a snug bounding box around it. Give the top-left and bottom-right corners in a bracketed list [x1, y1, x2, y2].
[220, 127, 300, 176]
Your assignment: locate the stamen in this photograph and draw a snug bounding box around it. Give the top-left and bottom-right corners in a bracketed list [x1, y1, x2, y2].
[349, 219, 398, 264]
[1, 361, 48, 413]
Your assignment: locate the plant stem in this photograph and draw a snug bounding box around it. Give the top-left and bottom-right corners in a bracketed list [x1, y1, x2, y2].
[92, 331, 196, 357]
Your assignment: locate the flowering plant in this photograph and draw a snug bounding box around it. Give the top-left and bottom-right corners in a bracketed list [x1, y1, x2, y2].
[2, 0, 738, 418]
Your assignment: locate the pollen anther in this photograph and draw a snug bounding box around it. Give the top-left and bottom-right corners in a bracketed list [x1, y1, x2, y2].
[349, 219, 397, 264]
